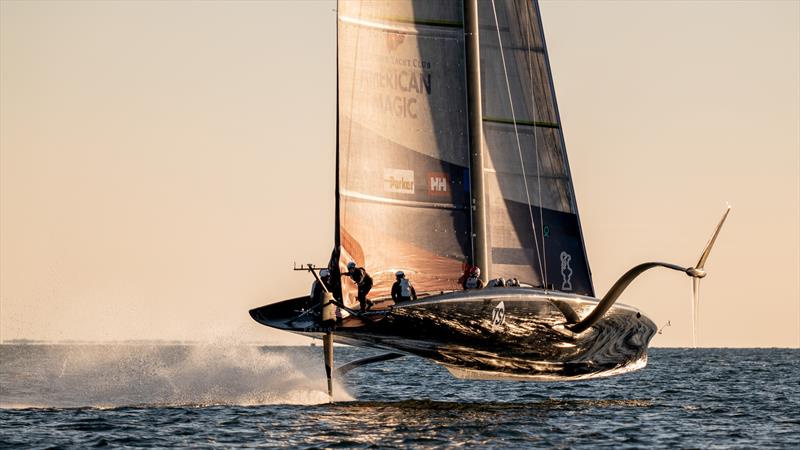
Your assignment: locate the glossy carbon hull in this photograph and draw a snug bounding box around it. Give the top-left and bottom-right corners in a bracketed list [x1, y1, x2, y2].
[249, 287, 657, 381]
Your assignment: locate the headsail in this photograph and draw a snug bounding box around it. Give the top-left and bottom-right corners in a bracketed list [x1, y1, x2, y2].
[335, 0, 594, 300]
[476, 0, 593, 295]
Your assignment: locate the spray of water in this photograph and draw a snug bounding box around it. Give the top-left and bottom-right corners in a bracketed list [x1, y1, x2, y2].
[0, 344, 352, 408]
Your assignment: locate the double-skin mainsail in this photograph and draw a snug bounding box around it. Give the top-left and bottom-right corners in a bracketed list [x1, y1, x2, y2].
[335, 0, 593, 305]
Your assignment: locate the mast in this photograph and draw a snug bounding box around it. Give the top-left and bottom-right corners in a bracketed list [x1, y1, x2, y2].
[334, 4, 341, 252]
[331, 2, 343, 301]
[326, 2, 341, 403]
[464, 0, 489, 281]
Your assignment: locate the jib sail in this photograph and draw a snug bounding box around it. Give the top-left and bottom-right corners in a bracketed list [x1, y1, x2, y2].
[335, 0, 594, 300]
[475, 0, 593, 295]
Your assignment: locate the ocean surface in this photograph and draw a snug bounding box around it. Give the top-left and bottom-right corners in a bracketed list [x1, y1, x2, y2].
[1, 344, 797, 448]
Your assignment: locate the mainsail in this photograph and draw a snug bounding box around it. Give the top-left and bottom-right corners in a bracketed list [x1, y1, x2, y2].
[335, 0, 594, 302]
[336, 1, 471, 301]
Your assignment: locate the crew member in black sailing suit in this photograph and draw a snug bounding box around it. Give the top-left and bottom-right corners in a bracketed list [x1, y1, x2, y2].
[347, 261, 374, 312]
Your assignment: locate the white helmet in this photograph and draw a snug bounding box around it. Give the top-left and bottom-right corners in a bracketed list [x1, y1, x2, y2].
[319, 269, 330, 277]
[347, 261, 356, 270]
[396, 271, 405, 278]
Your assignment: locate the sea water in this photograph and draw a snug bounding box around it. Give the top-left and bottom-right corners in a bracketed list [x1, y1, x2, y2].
[1, 344, 797, 448]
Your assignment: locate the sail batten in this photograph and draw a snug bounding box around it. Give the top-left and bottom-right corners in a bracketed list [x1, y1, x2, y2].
[340, 16, 463, 34]
[342, 189, 468, 211]
[341, 15, 464, 29]
[483, 116, 560, 128]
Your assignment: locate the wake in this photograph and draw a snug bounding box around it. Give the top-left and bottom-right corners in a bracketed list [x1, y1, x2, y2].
[0, 344, 352, 408]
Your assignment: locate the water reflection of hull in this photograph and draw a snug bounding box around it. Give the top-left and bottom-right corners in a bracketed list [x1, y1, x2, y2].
[249, 288, 656, 381]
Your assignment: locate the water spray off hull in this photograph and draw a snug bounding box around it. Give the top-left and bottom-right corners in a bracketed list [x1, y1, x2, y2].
[249, 288, 657, 381]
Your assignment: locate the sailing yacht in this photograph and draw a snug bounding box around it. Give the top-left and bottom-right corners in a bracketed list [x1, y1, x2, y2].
[250, 0, 728, 396]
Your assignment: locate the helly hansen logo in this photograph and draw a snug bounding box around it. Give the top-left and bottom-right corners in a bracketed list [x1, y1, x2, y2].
[428, 172, 449, 195]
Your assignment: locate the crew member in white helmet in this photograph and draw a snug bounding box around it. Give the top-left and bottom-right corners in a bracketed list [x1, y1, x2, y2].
[391, 271, 417, 303]
[309, 268, 332, 312]
[462, 266, 484, 290]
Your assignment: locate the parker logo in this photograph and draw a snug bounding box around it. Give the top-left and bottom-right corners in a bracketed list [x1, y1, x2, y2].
[428, 172, 449, 195]
[385, 32, 406, 52]
[384, 169, 415, 194]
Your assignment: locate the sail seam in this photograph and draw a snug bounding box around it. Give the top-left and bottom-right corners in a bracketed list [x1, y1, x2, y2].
[483, 44, 545, 53]
[340, 15, 417, 34]
[340, 15, 462, 34]
[483, 116, 559, 128]
[489, 0, 546, 287]
[341, 189, 467, 211]
[483, 168, 567, 180]
[361, 16, 464, 29]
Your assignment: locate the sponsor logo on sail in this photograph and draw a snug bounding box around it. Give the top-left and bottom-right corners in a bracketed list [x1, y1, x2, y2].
[385, 33, 406, 52]
[428, 172, 449, 195]
[384, 169, 415, 194]
[492, 301, 506, 330]
[359, 70, 431, 119]
[560, 251, 573, 291]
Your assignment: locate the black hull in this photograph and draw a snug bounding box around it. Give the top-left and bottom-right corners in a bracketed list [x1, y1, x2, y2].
[249, 288, 656, 381]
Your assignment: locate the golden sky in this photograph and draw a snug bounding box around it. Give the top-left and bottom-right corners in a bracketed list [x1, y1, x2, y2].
[1, 0, 798, 347]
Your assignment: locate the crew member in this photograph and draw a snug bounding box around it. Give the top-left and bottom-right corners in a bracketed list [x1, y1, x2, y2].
[308, 268, 332, 313]
[489, 277, 506, 288]
[462, 266, 484, 290]
[347, 261, 374, 312]
[458, 263, 474, 287]
[391, 271, 417, 303]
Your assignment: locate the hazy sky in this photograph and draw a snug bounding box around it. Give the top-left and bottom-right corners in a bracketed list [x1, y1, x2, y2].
[1, 0, 798, 347]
